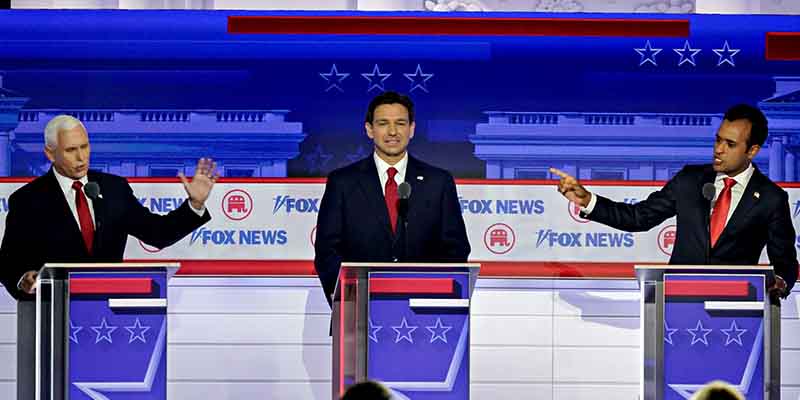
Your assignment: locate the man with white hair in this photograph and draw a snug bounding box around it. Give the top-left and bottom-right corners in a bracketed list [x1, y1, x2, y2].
[0, 114, 218, 400]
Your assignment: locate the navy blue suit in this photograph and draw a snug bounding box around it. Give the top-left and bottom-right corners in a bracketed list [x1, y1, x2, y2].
[314, 156, 471, 304]
[586, 164, 798, 291]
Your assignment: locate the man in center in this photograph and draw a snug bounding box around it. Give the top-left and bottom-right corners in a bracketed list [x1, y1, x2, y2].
[314, 91, 471, 304]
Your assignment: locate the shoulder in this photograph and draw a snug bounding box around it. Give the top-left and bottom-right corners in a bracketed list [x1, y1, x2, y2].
[9, 173, 56, 203]
[409, 156, 455, 182]
[326, 157, 371, 182]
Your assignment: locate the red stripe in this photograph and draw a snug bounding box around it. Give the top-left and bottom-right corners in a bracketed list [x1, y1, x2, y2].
[148, 260, 639, 278]
[665, 280, 749, 297]
[765, 32, 800, 61]
[70, 278, 153, 294]
[228, 16, 688, 37]
[369, 278, 455, 294]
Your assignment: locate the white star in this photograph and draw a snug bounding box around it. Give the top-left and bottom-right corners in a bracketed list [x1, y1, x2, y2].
[368, 318, 382, 343]
[403, 64, 434, 93]
[425, 318, 453, 344]
[391, 317, 418, 344]
[70, 320, 83, 344]
[124, 318, 151, 344]
[686, 320, 712, 346]
[634, 40, 662, 66]
[720, 320, 748, 346]
[664, 320, 679, 345]
[673, 40, 702, 66]
[361, 64, 391, 92]
[712, 40, 740, 67]
[319, 64, 350, 92]
[91, 318, 118, 344]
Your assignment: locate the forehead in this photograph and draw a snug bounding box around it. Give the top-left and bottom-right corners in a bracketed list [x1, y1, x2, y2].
[373, 103, 410, 120]
[57, 126, 89, 146]
[717, 119, 752, 142]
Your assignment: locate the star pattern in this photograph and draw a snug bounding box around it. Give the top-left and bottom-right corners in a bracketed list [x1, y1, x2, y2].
[686, 320, 712, 346]
[404, 64, 434, 93]
[426, 318, 453, 344]
[712, 41, 740, 67]
[319, 64, 350, 92]
[124, 318, 151, 344]
[91, 317, 118, 344]
[634, 40, 662, 66]
[392, 317, 418, 344]
[361, 64, 391, 92]
[673, 40, 702, 66]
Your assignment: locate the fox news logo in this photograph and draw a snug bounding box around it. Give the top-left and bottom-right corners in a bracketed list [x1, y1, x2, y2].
[535, 229, 634, 248]
[272, 195, 320, 214]
[138, 197, 186, 214]
[190, 227, 288, 246]
[459, 198, 544, 215]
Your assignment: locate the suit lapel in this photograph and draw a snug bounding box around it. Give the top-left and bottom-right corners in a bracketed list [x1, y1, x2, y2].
[405, 157, 425, 223]
[355, 158, 394, 239]
[697, 166, 716, 232]
[717, 165, 764, 244]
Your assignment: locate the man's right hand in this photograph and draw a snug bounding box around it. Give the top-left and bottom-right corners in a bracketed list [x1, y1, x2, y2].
[19, 270, 38, 295]
[549, 167, 592, 208]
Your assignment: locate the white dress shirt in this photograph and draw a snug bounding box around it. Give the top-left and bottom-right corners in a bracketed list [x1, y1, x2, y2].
[374, 152, 408, 195]
[53, 168, 96, 228]
[583, 162, 755, 226]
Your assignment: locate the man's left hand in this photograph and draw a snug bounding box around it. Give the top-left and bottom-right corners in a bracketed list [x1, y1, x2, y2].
[179, 158, 220, 210]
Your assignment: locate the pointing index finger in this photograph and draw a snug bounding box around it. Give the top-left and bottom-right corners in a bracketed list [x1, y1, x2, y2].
[549, 167, 570, 179]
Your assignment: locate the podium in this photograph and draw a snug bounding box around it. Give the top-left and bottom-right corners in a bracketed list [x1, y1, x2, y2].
[36, 262, 179, 400]
[332, 262, 480, 400]
[635, 265, 781, 400]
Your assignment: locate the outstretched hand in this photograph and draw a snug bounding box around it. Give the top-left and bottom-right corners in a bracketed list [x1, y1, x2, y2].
[549, 167, 592, 208]
[179, 158, 220, 210]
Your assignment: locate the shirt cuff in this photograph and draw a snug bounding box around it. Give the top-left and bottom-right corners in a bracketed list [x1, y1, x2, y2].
[581, 193, 597, 215]
[188, 200, 206, 216]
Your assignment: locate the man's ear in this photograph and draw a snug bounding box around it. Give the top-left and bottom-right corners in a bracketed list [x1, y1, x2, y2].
[747, 144, 761, 160]
[44, 146, 55, 163]
[365, 122, 374, 140]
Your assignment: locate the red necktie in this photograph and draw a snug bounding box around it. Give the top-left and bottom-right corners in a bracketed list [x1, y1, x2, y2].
[709, 178, 736, 248]
[385, 167, 399, 233]
[72, 181, 95, 254]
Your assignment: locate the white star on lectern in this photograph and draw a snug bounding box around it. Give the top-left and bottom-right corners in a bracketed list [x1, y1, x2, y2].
[124, 318, 151, 344]
[686, 320, 712, 346]
[721, 320, 748, 346]
[634, 40, 662, 66]
[403, 64, 434, 93]
[392, 317, 418, 344]
[664, 321, 679, 345]
[426, 318, 453, 344]
[319, 64, 350, 92]
[368, 319, 383, 343]
[674, 40, 702, 66]
[91, 318, 118, 344]
[361, 64, 391, 92]
[70, 320, 83, 344]
[712, 41, 740, 67]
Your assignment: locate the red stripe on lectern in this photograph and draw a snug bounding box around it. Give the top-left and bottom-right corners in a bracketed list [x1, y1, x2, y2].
[766, 32, 800, 60]
[228, 16, 688, 37]
[665, 280, 749, 297]
[369, 278, 455, 294]
[70, 278, 153, 295]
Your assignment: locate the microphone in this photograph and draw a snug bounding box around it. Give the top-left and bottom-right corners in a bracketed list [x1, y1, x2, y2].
[397, 182, 412, 261]
[701, 182, 716, 264]
[701, 183, 716, 201]
[398, 182, 412, 213]
[84, 182, 102, 200]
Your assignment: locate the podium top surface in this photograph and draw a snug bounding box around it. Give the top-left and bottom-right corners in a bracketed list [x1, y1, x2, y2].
[341, 262, 481, 270]
[334, 262, 481, 301]
[40, 262, 181, 280]
[634, 264, 775, 283]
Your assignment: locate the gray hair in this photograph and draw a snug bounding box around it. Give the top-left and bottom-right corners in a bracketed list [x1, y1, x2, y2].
[44, 115, 86, 150]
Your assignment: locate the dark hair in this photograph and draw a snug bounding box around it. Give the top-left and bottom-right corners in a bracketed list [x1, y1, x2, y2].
[341, 381, 392, 400]
[723, 104, 768, 148]
[365, 91, 414, 124]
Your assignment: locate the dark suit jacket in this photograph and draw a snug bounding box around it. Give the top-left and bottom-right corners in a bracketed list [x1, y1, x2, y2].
[0, 169, 211, 300]
[586, 164, 798, 291]
[314, 156, 471, 304]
